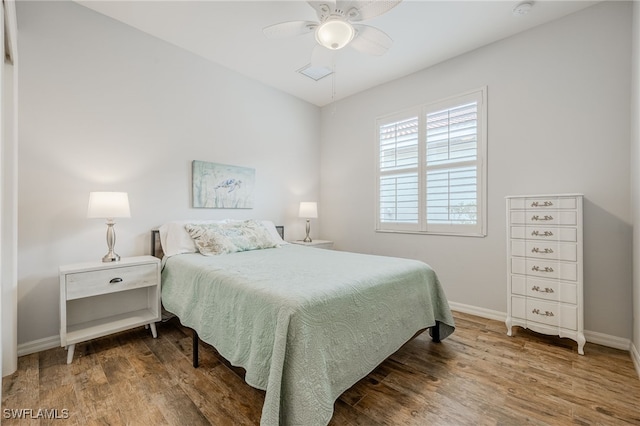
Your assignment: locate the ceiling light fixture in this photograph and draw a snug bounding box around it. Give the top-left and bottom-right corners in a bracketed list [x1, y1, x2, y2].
[315, 18, 355, 50]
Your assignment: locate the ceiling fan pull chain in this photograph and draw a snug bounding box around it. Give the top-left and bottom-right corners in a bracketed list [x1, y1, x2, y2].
[331, 57, 338, 114]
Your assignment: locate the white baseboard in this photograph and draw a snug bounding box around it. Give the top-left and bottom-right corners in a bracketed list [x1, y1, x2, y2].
[17, 335, 59, 357]
[449, 301, 633, 353]
[448, 301, 506, 322]
[631, 342, 640, 379]
[584, 329, 631, 351]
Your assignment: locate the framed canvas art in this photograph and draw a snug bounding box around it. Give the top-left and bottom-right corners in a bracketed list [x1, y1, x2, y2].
[192, 160, 255, 208]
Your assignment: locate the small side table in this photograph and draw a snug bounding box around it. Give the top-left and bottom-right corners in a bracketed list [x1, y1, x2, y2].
[59, 255, 161, 364]
[289, 240, 334, 249]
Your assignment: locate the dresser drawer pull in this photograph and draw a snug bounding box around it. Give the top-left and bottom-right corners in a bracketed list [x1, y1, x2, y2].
[531, 247, 554, 254]
[109, 277, 123, 284]
[531, 230, 553, 237]
[531, 215, 553, 221]
[532, 286, 554, 294]
[531, 201, 553, 207]
[531, 266, 554, 273]
[532, 308, 554, 317]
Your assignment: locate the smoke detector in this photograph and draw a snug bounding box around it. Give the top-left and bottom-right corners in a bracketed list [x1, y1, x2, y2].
[512, 2, 533, 16]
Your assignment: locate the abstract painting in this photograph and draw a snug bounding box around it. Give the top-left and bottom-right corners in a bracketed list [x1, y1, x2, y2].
[192, 160, 255, 208]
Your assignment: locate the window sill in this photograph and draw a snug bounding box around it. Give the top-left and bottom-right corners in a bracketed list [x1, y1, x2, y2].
[375, 229, 486, 238]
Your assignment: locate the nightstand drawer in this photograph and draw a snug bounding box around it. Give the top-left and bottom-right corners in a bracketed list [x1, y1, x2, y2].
[66, 263, 157, 300]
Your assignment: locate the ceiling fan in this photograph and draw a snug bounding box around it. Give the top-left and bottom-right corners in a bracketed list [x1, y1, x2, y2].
[263, 1, 402, 66]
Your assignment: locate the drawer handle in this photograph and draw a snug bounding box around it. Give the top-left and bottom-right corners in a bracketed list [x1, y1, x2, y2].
[531, 247, 554, 254]
[531, 230, 553, 237]
[532, 286, 554, 294]
[531, 201, 553, 207]
[531, 215, 553, 221]
[532, 308, 554, 317]
[531, 266, 554, 273]
[109, 277, 123, 284]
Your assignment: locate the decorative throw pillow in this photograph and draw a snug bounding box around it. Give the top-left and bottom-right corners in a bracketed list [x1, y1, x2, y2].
[185, 220, 278, 256]
[185, 223, 238, 255]
[229, 220, 279, 251]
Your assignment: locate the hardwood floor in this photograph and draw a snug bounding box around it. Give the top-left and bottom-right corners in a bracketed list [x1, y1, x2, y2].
[3, 311, 640, 425]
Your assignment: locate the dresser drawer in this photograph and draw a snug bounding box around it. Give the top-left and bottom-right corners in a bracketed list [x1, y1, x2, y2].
[510, 210, 577, 226]
[511, 258, 577, 281]
[510, 226, 577, 242]
[509, 197, 577, 210]
[511, 296, 577, 330]
[511, 275, 577, 304]
[510, 240, 577, 262]
[66, 263, 158, 300]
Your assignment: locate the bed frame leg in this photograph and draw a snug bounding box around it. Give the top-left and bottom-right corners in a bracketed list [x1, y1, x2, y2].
[192, 329, 199, 368]
[432, 321, 441, 343]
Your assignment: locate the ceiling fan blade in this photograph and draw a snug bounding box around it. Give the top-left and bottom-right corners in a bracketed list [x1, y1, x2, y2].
[307, 1, 336, 21]
[344, 0, 402, 22]
[311, 44, 336, 68]
[350, 24, 393, 56]
[263, 21, 317, 39]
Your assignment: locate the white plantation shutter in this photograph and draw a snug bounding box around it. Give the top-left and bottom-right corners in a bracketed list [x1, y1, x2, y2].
[379, 116, 420, 226]
[376, 88, 486, 236]
[377, 113, 421, 230]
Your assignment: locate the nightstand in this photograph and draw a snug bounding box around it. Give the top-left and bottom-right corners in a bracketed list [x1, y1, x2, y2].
[59, 255, 161, 364]
[289, 240, 334, 249]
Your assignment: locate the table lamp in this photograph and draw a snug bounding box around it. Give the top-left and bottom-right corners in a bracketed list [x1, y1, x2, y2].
[299, 201, 318, 243]
[87, 191, 130, 262]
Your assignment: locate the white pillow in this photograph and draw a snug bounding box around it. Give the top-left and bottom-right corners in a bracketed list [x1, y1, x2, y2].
[260, 220, 289, 246]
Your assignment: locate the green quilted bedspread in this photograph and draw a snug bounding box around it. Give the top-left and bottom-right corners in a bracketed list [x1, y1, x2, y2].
[161, 245, 455, 425]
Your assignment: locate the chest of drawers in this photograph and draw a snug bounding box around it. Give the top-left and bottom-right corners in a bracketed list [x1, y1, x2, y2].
[506, 194, 585, 354]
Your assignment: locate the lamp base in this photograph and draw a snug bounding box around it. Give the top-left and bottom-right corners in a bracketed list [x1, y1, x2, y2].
[102, 221, 120, 262]
[303, 219, 312, 242]
[102, 251, 121, 263]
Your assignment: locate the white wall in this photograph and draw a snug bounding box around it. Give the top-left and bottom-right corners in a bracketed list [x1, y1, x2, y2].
[16, 1, 320, 345]
[631, 0, 640, 374]
[2, 0, 18, 377]
[320, 2, 633, 339]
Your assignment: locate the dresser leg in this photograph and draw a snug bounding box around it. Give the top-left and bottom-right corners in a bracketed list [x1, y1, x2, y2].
[149, 323, 158, 338]
[66, 344, 75, 365]
[505, 317, 513, 336]
[577, 333, 586, 355]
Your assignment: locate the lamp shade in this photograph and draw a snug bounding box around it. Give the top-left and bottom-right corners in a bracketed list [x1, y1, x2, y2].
[87, 192, 131, 219]
[299, 202, 318, 219]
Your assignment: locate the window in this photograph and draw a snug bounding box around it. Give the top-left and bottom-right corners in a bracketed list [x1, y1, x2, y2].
[376, 88, 486, 236]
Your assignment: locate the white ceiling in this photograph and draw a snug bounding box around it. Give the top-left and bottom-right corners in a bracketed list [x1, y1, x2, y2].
[76, 0, 600, 107]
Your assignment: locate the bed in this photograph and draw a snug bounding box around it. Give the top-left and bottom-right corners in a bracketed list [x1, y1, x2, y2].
[155, 220, 455, 426]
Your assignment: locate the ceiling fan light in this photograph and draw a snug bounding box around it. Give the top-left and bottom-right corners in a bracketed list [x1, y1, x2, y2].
[315, 19, 355, 50]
